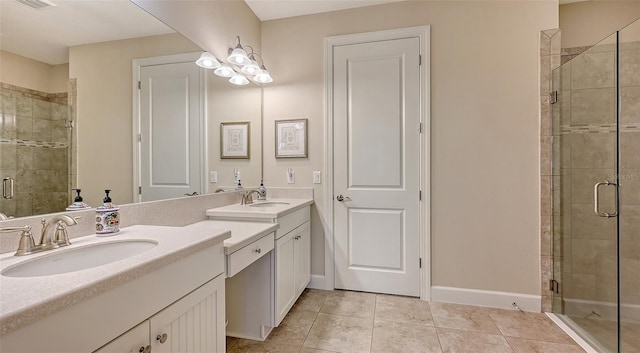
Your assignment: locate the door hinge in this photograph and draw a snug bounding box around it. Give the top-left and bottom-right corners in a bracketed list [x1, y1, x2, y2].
[549, 91, 558, 105]
[138, 186, 142, 195]
[138, 81, 141, 90]
[138, 133, 142, 142]
[419, 257, 422, 268]
[419, 54, 422, 66]
[549, 279, 559, 294]
[419, 190, 422, 201]
[419, 123, 422, 133]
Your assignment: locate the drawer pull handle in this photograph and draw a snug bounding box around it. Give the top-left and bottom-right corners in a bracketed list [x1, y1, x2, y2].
[157, 333, 168, 344]
[254, 248, 261, 254]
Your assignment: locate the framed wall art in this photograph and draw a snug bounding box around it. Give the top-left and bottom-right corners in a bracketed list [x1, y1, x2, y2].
[275, 118, 308, 158]
[220, 121, 250, 159]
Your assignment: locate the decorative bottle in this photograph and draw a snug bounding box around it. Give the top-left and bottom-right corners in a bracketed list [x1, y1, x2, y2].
[96, 189, 120, 235]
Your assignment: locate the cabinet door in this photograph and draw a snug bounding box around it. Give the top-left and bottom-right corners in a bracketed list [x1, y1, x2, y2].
[275, 231, 296, 325]
[294, 221, 311, 296]
[93, 321, 150, 353]
[150, 276, 225, 353]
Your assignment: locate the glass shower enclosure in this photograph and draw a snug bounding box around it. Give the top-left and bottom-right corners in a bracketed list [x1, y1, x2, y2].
[551, 18, 640, 352]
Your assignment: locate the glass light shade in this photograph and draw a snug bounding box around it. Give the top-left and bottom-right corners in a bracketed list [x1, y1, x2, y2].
[195, 52, 220, 69]
[227, 47, 251, 66]
[254, 66, 273, 84]
[240, 59, 261, 76]
[214, 64, 235, 78]
[229, 73, 249, 86]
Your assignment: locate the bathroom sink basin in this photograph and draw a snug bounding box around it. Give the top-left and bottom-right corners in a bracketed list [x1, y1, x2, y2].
[249, 202, 291, 208]
[2, 239, 158, 277]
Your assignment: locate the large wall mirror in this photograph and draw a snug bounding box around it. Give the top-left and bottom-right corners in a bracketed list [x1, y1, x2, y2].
[0, 0, 262, 220]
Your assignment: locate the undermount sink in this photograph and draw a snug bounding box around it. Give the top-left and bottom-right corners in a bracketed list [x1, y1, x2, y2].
[2, 239, 158, 278]
[249, 202, 291, 208]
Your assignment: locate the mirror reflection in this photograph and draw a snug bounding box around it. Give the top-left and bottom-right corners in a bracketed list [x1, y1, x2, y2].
[0, 0, 262, 219]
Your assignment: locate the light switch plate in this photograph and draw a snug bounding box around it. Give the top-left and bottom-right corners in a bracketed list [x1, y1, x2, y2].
[210, 171, 218, 183]
[313, 171, 321, 184]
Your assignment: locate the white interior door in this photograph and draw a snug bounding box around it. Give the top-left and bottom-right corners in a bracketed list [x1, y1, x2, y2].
[333, 37, 421, 297]
[139, 62, 202, 201]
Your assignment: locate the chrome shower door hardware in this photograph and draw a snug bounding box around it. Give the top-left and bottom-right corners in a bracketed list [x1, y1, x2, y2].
[594, 180, 618, 217]
[3, 177, 14, 200]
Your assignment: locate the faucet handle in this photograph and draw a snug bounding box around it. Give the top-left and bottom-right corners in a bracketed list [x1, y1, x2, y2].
[0, 225, 36, 256]
[54, 221, 72, 247]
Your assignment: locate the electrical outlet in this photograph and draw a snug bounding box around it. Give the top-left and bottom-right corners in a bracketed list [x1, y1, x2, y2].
[287, 169, 295, 184]
[210, 171, 218, 183]
[313, 171, 321, 184]
[234, 170, 241, 184]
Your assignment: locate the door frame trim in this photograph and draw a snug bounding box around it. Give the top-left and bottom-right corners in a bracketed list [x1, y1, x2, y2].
[324, 26, 431, 300]
[132, 52, 207, 202]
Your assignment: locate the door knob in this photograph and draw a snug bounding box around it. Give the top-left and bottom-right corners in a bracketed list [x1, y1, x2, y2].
[336, 195, 351, 202]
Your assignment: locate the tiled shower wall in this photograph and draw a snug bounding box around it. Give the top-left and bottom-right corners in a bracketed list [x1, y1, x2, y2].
[0, 83, 70, 217]
[540, 29, 561, 313]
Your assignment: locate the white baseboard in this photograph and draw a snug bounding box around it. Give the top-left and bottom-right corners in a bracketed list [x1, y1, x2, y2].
[308, 275, 325, 290]
[431, 286, 541, 312]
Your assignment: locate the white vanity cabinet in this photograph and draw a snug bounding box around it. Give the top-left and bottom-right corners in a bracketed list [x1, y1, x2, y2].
[94, 275, 225, 353]
[205, 200, 313, 330]
[149, 275, 225, 353]
[93, 321, 149, 353]
[274, 209, 311, 325]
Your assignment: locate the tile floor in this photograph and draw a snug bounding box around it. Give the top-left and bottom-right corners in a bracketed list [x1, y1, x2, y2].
[226, 289, 587, 353]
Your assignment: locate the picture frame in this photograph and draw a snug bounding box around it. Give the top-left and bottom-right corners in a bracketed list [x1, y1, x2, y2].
[220, 121, 250, 159]
[275, 118, 308, 158]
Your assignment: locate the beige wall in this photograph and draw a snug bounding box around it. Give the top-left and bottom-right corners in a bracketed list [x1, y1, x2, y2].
[560, 1, 640, 48]
[261, 1, 558, 295]
[131, 0, 261, 67]
[71, 0, 261, 208]
[207, 75, 263, 189]
[69, 34, 201, 207]
[0, 50, 69, 93]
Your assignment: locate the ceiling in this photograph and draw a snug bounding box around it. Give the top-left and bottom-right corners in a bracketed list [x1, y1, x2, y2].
[244, 0, 407, 21]
[1, 0, 574, 65]
[0, 0, 174, 65]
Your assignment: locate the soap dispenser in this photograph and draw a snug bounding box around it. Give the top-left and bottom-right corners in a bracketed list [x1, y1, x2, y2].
[66, 189, 91, 211]
[257, 180, 267, 200]
[96, 189, 120, 235]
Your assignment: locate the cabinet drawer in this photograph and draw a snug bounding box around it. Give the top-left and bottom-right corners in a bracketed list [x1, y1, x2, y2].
[227, 233, 274, 277]
[275, 207, 310, 239]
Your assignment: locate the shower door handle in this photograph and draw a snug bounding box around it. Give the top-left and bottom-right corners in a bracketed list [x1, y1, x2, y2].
[2, 177, 14, 200]
[594, 180, 618, 218]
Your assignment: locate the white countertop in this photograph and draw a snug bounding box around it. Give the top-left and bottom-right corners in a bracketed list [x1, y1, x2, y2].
[185, 220, 279, 254]
[205, 198, 313, 220]
[0, 224, 230, 336]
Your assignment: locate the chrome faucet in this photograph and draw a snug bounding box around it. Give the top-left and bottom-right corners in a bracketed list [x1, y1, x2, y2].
[0, 212, 13, 220]
[241, 189, 261, 205]
[214, 188, 226, 193]
[39, 215, 78, 251]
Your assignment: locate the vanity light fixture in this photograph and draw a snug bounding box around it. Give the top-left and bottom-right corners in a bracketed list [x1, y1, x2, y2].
[240, 55, 261, 76]
[227, 36, 251, 66]
[195, 52, 221, 69]
[214, 64, 235, 78]
[253, 65, 273, 84]
[229, 72, 250, 86]
[199, 36, 274, 85]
